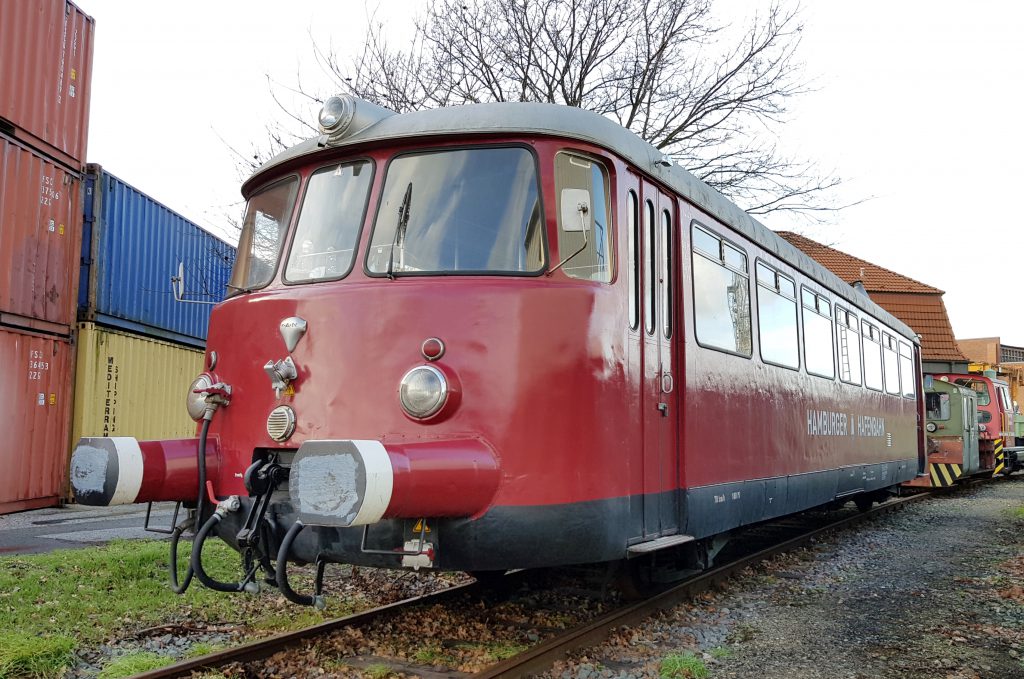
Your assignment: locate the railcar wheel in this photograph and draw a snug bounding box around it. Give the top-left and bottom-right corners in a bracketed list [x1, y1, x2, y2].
[854, 496, 874, 512]
[469, 570, 509, 587]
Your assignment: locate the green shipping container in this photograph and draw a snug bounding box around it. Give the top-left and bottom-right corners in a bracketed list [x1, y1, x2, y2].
[72, 323, 202, 446]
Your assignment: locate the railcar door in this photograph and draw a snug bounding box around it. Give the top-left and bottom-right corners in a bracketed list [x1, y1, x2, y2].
[639, 180, 679, 538]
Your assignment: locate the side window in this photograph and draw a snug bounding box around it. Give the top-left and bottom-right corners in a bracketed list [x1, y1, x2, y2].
[862, 321, 883, 391]
[882, 333, 900, 395]
[691, 222, 752, 356]
[955, 378, 992, 406]
[801, 287, 835, 379]
[627, 191, 639, 330]
[836, 307, 862, 385]
[899, 342, 916, 399]
[644, 200, 655, 335]
[661, 209, 672, 339]
[755, 261, 798, 369]
[555, 153, 612, 282]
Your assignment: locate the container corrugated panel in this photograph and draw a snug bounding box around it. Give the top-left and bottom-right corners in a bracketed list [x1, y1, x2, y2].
[72, 323, 202, 447]
[0, 132, 83, 333]
[0, 0, 95, 170]
[80, 165, 236, 346]
[0, 326, 73, 514]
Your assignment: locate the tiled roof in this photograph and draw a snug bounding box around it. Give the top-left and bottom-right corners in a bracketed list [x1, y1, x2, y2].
[775, 231, 966, 363]
[868, 293, 969, 362]
[777, 232, 942, 294]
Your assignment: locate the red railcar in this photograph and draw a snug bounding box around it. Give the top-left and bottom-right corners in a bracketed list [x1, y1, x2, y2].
[71, 97, 922, 602]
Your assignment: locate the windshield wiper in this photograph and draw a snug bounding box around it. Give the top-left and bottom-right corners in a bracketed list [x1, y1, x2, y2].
[386, 182, 413, 280]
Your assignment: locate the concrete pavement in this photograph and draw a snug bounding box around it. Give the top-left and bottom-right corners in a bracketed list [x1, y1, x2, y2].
[0, 502, 179, 555]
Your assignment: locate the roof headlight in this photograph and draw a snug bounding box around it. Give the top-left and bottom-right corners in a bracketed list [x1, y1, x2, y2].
[399, 365, 448, 420]
[186, 373, 213, 421]
[318, 95, 352, 133]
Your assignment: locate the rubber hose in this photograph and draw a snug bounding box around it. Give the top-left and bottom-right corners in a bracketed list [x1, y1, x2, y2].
[276, 521, 316, 606]
[168, 523, 194, 594]
[190, 512, 245, 592]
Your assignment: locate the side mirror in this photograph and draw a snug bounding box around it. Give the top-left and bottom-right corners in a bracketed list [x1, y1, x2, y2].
[560, 189, 591, 232]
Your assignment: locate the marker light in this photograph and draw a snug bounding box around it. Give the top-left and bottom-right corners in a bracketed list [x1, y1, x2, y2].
[186, 374, 213, 421]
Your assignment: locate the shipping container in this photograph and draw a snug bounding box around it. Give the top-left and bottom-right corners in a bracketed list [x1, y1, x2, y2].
[0, 0, 95, 170]
[80, 165, 235, 347]
[0, 326, 74, 514]
[72, 323, 202, 447]
[0, 132, 83, 334]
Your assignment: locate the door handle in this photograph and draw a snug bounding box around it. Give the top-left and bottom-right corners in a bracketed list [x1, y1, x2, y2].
[658, 402, 668, 417]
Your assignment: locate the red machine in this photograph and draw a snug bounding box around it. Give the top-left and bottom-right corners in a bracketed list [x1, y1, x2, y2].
[70, 96, 921, 604]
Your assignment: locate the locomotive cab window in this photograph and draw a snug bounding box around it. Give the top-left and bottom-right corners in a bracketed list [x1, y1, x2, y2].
[366, 146, 545, 275]
[955, 378, 991, 406]
[801, 287, 835, 379]
[836, 306, 862, 385]
[555, 153, 612, 282]
[285, 160, 373, 283]
[755, 261, 798, 370]
[229, 176, 299, 294]
[691, 223, 752, 356]
[926, 392, 951, 420]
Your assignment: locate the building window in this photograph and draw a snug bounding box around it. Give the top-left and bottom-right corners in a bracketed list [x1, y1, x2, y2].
[692, 223, 751, 356]
[801, 287, 835, 379]
[755, 261, 798, 369]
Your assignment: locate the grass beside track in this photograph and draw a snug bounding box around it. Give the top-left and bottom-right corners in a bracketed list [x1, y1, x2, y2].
[0, 539, 341, 679]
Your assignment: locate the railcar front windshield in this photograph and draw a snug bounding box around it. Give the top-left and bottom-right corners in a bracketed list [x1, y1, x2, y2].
[228, 177, 299, 294]
[366, 147, 545, 275]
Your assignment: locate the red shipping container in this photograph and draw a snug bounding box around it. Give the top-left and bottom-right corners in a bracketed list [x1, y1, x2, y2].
[0, 326, 73, 514]
[0, 133, 83, 334]
[0, 0, 95, 170]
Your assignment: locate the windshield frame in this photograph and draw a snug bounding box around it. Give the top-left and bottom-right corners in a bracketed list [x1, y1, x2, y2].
[281, 157, 376, 286]
[227, 173, 301, 297]
[362, 143, 549, 279]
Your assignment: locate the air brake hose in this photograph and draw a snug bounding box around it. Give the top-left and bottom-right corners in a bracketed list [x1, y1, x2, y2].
[186, 411, 258, 594]
[276, 521, 326, 608]
[168, 416, 212, 594]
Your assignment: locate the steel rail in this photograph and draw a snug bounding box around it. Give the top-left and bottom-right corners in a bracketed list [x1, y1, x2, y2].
[472, 493, 928, 678]
[132, 494, 929, 679]
[131, 579, 482, 679]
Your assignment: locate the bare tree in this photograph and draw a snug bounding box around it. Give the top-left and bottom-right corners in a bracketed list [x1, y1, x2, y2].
[264, 0, 841, 217]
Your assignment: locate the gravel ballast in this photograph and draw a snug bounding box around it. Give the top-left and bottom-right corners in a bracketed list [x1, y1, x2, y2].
[549, 479, 1024, 679]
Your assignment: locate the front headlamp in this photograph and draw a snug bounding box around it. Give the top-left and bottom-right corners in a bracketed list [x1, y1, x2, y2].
[318, 95, 352, 133]
[399, 365, 448, 420]
[186, 373, 213, 421]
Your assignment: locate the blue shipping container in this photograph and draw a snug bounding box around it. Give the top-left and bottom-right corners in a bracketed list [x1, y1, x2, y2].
[79, 164, 235, 347]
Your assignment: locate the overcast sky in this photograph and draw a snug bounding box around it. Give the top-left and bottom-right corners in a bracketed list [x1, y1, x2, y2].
[78, 0, 1024, 347]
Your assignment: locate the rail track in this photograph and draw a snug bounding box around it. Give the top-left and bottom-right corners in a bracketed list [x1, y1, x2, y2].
[133, 493, 931, 679]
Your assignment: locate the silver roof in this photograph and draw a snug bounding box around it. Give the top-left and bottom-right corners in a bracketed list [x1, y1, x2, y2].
[246, 101, 916, 341]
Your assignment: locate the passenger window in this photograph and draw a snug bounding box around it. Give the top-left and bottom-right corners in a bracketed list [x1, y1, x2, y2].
[862, 321, 883, 391]
[644, 200, 655, 335]
[627, 191, 639, 330]
[882, 332, 900, 395]
[836, 307, 862, 385]
[661, 209, 672, 339]
[801, 287, 835, 379]
[899, 341, 915, 399]
[691, 223, 752, 356]
[555, 153, 612, 282]
[755, 261, 798, 369]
